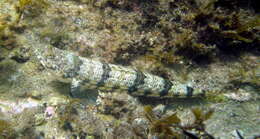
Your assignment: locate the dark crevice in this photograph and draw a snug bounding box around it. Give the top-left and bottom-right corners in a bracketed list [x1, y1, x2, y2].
[62, 121, 74, 132]
[215, 0, 259, 13]
[11, 56, 30, 63]
[0, 57, 4, 62]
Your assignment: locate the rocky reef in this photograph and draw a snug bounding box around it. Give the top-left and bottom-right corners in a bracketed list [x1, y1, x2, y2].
[0, 0, 259, 138]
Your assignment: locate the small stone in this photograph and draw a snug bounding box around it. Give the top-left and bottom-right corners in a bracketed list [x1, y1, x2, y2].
[34, 114, 46, 126]
[133, 118, 148, 125]
[44, 106, 55, 118]
[224, 89, 252, 102]
[30, 90, 43, 99]
[48, 95, 69, 106]
[231, 129, 244, 139]
[153, 104, 166, 116]
[86, 136, 95, 139]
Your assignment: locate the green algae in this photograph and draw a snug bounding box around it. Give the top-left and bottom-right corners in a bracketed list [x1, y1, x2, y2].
[0, 0, 259, 138]
[221, 15, 260, 43]
[0, 59, 18, 94]
[81, 0, 259, 67]
[0, 119, 16, 138]
[57, 99, 81, 131]
[228, 62, 260, 91]
[144, 105, 215, 138]
[205, 92, 228, 103]
[144, 105, 182, 139]
[15, 0, 49, 22]
[0, 20, 17, 50]
[191, 107, 214, 127]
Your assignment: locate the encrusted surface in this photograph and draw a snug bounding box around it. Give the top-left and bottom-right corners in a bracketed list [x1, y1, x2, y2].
[0, 0, 259, 138]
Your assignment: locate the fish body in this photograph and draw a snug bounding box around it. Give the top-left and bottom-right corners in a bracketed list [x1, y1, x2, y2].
[35, 45, 204, 98]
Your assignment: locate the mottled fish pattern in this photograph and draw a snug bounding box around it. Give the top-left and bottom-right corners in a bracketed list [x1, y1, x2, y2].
[35, 45, 205, 98]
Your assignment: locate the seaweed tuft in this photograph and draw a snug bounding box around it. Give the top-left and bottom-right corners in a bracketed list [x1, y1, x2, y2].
[144, 105, 182, 139]
[144, 106, 215, 139]
[0, 119, 17, 138]
[15, 0, 49, 22]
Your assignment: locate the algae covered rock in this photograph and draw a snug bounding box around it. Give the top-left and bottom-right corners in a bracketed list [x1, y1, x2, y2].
[0, 119, 17, 138]
[0, 0, 259, 138]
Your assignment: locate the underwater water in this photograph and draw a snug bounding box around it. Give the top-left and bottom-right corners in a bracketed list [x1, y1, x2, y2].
[0, 0, 259, 138]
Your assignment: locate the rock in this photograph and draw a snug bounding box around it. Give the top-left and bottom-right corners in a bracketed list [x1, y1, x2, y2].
[224, 89, 253, 102]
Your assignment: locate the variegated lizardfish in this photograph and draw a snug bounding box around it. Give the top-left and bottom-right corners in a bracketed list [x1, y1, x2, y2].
[35, 45, 205, 98]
